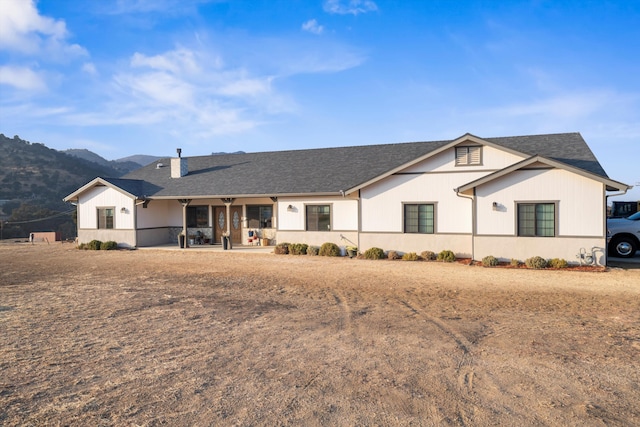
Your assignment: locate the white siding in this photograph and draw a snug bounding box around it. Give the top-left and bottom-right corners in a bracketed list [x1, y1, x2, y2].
[402, 145, 525, 173]
[475, 168, 605, 237]
[278, 196, 358, 231]
[137, 199, 177, 228]
[361, 171, 485, 234]
[77, 186, 134, 229]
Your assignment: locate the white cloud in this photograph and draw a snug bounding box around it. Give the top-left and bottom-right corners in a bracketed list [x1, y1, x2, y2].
[323, 0, 378, 15]
[0, 0, 86, 58]
[131, 48, 202, 74]
[82, 62, 98, 75]
[0, 65, 47, 91]
[302, 19, 324, 35]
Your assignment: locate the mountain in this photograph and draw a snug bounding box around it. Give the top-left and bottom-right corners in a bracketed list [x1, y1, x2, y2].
[0, 134, 126, 207]
[63, 149, 144, 174]
[116, 154, 163, 166]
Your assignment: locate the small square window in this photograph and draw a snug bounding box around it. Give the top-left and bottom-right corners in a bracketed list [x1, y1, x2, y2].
[404, 204, 435, 234]
[306, 205, 331, 231]
[187, 206, 209, 228]
[517, 203, 555, 237]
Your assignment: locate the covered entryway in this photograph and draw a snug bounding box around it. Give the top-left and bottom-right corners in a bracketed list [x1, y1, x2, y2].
[213, 206, 243, 245]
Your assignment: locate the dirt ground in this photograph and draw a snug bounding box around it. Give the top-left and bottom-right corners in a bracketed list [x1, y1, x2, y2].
[1, 243, 639, 426]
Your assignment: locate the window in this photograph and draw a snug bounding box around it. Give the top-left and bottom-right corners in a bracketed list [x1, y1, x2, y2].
[246, 205, 273, 228]
[404, 204, 435, 234]
[187, 206, 209, 228]
[97, 207, 114, 229]
[455, 146, 482, 166]
[517, 203, 555, 237]
[306, 205, 331, 231]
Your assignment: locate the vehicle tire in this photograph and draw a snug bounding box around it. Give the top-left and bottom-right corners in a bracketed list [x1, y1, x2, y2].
[609, 236, 638, 258]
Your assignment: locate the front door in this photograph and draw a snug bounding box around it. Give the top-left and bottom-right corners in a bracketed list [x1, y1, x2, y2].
[213, 206, 243, 245]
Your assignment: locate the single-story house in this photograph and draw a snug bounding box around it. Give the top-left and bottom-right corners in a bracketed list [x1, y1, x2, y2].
[63, 132, 630, 265]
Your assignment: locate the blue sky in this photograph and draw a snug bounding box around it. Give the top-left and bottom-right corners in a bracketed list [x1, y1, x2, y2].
[1, 0, 639, 200]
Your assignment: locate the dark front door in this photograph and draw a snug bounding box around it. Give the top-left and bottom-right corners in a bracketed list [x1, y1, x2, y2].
[213, 206, 243, 245]
[230, 206, 242, 244]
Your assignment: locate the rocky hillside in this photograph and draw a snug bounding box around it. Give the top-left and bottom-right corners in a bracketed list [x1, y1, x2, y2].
[0, 134, 128, 207]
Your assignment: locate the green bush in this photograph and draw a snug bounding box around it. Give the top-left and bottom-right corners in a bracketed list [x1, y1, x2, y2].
[525, 256, 547, 269]
[87, 239, 102, 250]
[387, 250, 400, 260]
[510, 258, 521, 267]
[100, 241, 118, 251]
[274, 243, 289, 255]
[437, 250, 456, 262]
[306, 246, 319, 256]
[420, 250, 436, 260]
[319, 242, 341, 257]
[402, 252, 419, 261]
[548, 258, 569, 268]
[77, 243, 86, 250]
[482, 255, 498, 267]
[363, 247, 385, 260]
[288, 243, 308, 255]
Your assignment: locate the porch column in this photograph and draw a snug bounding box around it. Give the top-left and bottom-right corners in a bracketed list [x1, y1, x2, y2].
[221, 198, 235, 238]
[178, 199, 191, 248]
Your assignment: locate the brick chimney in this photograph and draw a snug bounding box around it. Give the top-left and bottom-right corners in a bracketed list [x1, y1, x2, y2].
[171, 148, 188, 178]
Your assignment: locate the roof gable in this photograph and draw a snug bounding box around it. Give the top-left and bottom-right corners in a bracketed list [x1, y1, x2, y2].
[456, 155, 629, 194]
[63, 177, 146, 202]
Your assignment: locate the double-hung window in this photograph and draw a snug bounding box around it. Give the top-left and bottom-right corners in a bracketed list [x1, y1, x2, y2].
[404, 204, 435, 234]
[187, 206, 209, 228]
[517, 203, 555, 237]
[455, 146, 482, 166]
[97, 207, 114, 229]
[306, 205, 331, 231]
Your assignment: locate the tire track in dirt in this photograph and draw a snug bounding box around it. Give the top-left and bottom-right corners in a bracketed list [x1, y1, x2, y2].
[391, 290, 508, 414]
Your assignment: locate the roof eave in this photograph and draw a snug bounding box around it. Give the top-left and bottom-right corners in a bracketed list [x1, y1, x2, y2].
[63, 177, 138, 202]
[456, 155, 631, 193]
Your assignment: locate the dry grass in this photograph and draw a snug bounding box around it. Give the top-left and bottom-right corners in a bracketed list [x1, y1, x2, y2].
[1, 243, 639, 426]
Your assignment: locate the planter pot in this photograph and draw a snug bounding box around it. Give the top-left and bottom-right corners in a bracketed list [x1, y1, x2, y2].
[261, 238, 270, 246]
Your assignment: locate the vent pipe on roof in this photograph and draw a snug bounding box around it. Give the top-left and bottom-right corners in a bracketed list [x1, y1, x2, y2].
[171, 149, 188, 178]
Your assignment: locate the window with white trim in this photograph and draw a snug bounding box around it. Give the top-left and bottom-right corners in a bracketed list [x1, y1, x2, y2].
[97, 207, 114, 229]
[455, 146, 482, 166]
[517, 203, 555, 237]
[404, 203, 435, 234]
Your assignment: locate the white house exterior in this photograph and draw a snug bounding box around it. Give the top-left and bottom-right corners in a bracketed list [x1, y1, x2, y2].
[64, 133, 630, 265]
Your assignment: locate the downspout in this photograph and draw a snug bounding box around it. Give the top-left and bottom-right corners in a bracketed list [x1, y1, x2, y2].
[455, 188, 475, 263]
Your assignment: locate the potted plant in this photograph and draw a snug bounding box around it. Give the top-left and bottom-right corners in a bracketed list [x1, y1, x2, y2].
[346, 245, 358, 258]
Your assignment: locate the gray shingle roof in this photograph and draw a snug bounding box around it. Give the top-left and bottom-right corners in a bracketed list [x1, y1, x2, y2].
[119, 132, 608, 199]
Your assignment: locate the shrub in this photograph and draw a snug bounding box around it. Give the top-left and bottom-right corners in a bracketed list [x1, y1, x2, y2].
[548, 258, 569, 268]
[437, 249, 456, 262]
[420, 250, 436, 261]
[288, 243, 308, 255]
[306, 246, 319, 256]
[363, 247, 385, 260]
[274, 243, 289, 255]
[402, 252, 419, 261]
[100, 241, 118, 251]
[77, 243, 86, 250]
[387, 250, 400, 260]
[87, 239, 102, 250]
[525, 256, 547, 269]
[482, 255, 498, 267]
[510, 258, 521, 267]
[319, 242, 341, 257]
